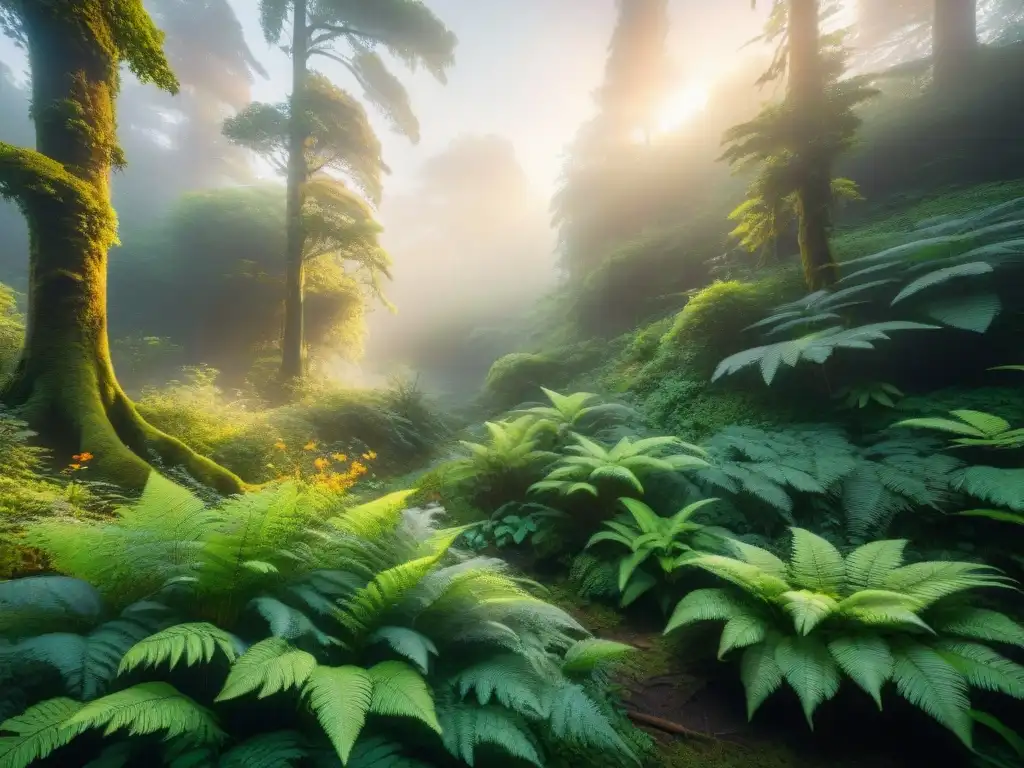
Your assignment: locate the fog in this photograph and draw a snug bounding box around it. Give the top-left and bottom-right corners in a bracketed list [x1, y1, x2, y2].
[1, 0, 1004, 393]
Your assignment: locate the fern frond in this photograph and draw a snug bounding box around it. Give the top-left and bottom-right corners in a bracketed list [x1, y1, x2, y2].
[438, 704, 542, 767]
[65, 682, 224, 744]
[0, 698, 84, 768]
[890, 641, 973, 746]
[118, 622, 237, 675]
[215, 638, 317, 702]
[218, 730, 308, 768]
[302, 665, 372, 764]
[451, 654, 545, 716]
[367, 661, 440, 732]
[368, 626, 437, 674]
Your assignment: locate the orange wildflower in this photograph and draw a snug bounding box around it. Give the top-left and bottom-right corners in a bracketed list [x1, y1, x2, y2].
[273, 440, 287, 451]
[313, 457, 330, 471]
[331, 453, 347, 462]
[303, 441, 317, 451]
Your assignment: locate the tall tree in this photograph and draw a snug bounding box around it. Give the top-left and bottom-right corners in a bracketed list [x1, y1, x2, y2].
[223, 74, 394, 382]
[256, 0, 456, 383]
[932, 0, 978, 90]
[855, 0, 980, 90]
[553, 0, 673, 281]
[0, 0, 243, 492]
[725, 0, 876, 289]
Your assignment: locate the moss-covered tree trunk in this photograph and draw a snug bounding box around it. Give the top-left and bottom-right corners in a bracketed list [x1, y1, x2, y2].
[787, 0, 838, 289]
[281, 0, 310, 384]
[933, 0, 977, 92]
[0, 1, 242, 494]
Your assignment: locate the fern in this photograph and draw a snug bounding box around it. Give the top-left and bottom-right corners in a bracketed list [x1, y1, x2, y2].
[2, 477, 638, 767]
[530, 433, 707, 499]
[0, 698, 83, 768]
[664, 528, 1024, 746]
[117, 622, 238, 675]
[66, 682, 225, 744]
[438, 704, 543, 767]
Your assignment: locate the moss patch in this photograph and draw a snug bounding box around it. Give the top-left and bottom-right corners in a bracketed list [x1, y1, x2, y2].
[659, 739, 898, 768]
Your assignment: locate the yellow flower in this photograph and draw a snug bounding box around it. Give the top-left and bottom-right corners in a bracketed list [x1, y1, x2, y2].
[313, 457, 330, 471]
[303, 441, 317, 451]
[68, 463, 81, 471]
[366, 450, 377, 460]
[273, 440, 287, 451]
[331, 453, 347, 462]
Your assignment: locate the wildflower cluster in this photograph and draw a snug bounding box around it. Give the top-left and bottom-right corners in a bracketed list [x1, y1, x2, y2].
[268, 439, 376, 494]
[61, 452, 93, 474]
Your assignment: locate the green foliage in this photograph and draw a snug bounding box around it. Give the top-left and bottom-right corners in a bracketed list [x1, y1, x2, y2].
[585, 497, 731, 608]
[530, 433, 708, 499]
[512, 387, 639, 441]
[833, 381, 903, 410]
[693, 425, 961, 539]
[659, 275, 801, 378]
[0, 474, 641, 766]
[484, 346, 606, 411]
[665, 528, 1024, 746]
[0, 282, 21, 377]
[462, 502, 568, 556]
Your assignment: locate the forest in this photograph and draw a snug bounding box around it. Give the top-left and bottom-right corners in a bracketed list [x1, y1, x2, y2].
[0, 0, 1023, 766]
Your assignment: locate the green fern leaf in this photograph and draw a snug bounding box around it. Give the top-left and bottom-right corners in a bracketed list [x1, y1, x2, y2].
[0, 698, 83, 768]
[438, 704, 542, 767]
[740, 640, 784, 720]
[890, 641, 972, 746]
[931, 608, 1024, 648]
[787, 529, 845, 594]
[0, 577, 103, 635]
[118, 623, 237, 675]
[844, 540, 908, 591]
[664, 588, 750, 634]
[774, 635, 842, 727]
[934, 641, 1024, 699]
[367, 661, 440, 733]
[827, 635, 893, 708]
[303, 665, 373, 764]
[249, 597, 341, 647]
[562, 638, 635, 674]
[718, 614, 769, 659]
[218, 730, 308, 768]
[891, 262, 993, 304]
[215, 638, 317, 702]
[368, 627, 437, 674]
[64, 682, 224, 744]
[544, 683, 636, 760]
[330, 490, 417, 539]
[347, 735, 433, 768]
[924, 291, 1001, 333]
[953, 467, 1024, 511]
[779, 590, 839, 635]
[451, 654, 545, 716]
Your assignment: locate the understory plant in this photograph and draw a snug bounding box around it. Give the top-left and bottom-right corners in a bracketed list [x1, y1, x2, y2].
[530, 434, 709, 499]
[0, 476, 641, 767]
[511, 388, 639, 441]
[585, 497, 731, 610]
[664, 527, 1024, 748]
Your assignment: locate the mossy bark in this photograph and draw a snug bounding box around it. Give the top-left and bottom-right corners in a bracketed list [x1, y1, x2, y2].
[787, 0, 838, 290]
[0, 2, 243, 494]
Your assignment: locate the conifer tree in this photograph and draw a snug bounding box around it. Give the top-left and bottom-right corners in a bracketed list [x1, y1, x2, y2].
[255, 0, 456, 383]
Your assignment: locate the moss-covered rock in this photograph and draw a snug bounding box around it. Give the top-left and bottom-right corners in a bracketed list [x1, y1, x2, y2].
[483, 342, 607, 410]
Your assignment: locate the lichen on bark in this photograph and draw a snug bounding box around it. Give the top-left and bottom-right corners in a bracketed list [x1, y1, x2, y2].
[0, 0, 243, 494]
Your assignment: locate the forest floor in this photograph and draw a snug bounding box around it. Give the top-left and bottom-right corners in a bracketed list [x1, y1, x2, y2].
[546, 587, 952, 768]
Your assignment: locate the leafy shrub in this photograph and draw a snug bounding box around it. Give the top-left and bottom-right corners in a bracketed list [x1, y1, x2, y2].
[585, 497, 731, 610]
[511, 388, 639, 442]
[639, 373, 780, 441]
[0, 477, 643, 766]
[665, 528, 1024, 748]
[530, 434, 708, 500]
[658, 274, 800, 378]
[484, 344, 605, 411]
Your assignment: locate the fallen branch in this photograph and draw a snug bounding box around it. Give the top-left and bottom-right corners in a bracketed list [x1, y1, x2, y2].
[625, 710, 718, 741]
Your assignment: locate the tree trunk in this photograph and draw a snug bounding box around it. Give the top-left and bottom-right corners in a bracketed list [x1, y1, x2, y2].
[0, 2, 243, 494]
[280, 0, 310, 384]
[787, 0, 838, 289]
[933, 0, 977, 92]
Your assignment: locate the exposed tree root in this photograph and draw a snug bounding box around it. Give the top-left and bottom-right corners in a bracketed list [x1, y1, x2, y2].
[626, 710, 720, 741]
